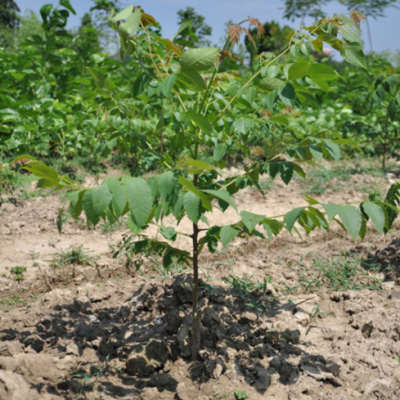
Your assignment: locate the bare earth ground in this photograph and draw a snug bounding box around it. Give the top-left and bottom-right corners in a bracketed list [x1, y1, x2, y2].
[1, 162, 400, 399]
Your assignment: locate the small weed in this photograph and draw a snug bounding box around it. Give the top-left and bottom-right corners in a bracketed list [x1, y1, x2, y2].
[29, 249, 40, 260]
[288, 252, 383, 293]
[50, 244, 97, 267]
[394, 355, 400, 362]
[10, 266, 27, 281]
[151, 258, 187, 279]
[234, 390, 249, 400]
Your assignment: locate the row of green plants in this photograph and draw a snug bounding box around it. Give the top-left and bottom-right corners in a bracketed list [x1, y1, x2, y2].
[1, 2, 399, 174]
[15, 4, 400, 360]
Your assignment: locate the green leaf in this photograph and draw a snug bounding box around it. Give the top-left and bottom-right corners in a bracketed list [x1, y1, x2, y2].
[87, 67, 105, 89]
[106, 178, 126, 219]
[133, 74, 151, 98]
[323, 142, 341, 161]
[308, 64, 337, 81]
[203, 189, 238, 212]
[288, 62, 311, 81]
[321, 203, 338, 222]
[160, 73, 177, 98]
[92, 182, 112, 219]
[184, 191, 202, 223]
[60, 0, 76, 15]
[185, 111, 212, 134]
[292, 163, 306, 179]
[337, 205, 362, 240]
[122, 177, 153, 228]
[181, 70, 207, 90]
[279, 162, 294, 185]
[160, 226, 178, 242]
[284, 207, 305, 233]
[263, 219, 283, 239]
[23, 162, 59, 184]
[185, 158, 215, 172]
[180, 47, 219, 71]
[342, 41, 367, 69]
[220, 225, 241, 248]
[179, 176, 212, 211]
[361, 202, 385, 234]
[67, 190, 85, 220]
[214, 143, 227, 161]
[311, 40, 323, 52]
[259, 77, 284, 91]
[279, 84, 296, 106]
[118, 9, 142, 36]
[240, 211, 265, 232]
[40, 4, 53, 22]
[158, 171, 180, 210]
[338, 24, 361, 44]
[82, 189, 100, 225]
[233, 117, 254, 134]
[109, 5, 134, 23]
[268, 115, 289, 126]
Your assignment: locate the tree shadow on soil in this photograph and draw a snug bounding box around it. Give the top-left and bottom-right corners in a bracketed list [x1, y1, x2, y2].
[0, 273, 340, 399]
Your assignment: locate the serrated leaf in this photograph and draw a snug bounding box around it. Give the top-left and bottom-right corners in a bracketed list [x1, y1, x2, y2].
[158, 171, 180, 210]
[268, 115, 289, 125]
[185, 111, 212, 134]
[181, 70, 207, 90]
[160, 226, 178, 242]
[60, 0, 76, 15]
[87, 67, 105, 89]
[361, 202, 385, 234]
[321, 203, 338, 222]
[184, 191, 202, 223]
[118, 9, 142, 36]
[122, 177, 153, 228]
[106, 178, 126, 219]
[284, 207, 305, 233]
[185, 158, 215, 172]
[110, 5, 134, 23]
[342, 40, 367, 69]
[337, 205, 362, 240]
[220, 225, 240, 248]
[279, 162, 294, 185]
[180, 47, 219, 71]
[203, 189, 238, 212]
[308, 64, 337, 81]
[82, 189, 100, 225]
[214, 143, 227, 161]
[240, 211, 265, 232]
[232, 117, 254, 134]
[323, 141, 341, 161]
[179, 176, 212, 211]
[263, 219, 283, 239]
[160, 73, 177, 98]
[259, 77, 284, 91]
[288, 62, 311, 81]
[92, 182, 112, 219]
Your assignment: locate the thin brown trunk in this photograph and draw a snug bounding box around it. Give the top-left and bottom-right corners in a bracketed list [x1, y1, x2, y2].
[191, 175, 200, 360]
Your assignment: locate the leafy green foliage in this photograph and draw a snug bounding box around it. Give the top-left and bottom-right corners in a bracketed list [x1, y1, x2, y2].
[14, 5, 400, 360]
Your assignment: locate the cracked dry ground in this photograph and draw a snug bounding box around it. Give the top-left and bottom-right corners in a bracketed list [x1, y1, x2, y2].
[1, 171, 400, 400]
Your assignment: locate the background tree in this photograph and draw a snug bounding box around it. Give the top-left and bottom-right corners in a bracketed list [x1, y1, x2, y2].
[339, 0, 399, 52]
[176, 6, 212, 47]
[90, 0, 125, 52]
[0, 0, 20, 49]
[245, 20, 293, 63]
[282, 0, 330, 21]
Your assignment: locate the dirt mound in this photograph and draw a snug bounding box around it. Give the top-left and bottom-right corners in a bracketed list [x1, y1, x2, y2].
[0, 269, 400, 399]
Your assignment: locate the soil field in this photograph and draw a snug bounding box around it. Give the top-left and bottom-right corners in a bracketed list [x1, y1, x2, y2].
[1, 160, 400, 400]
